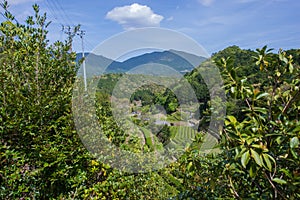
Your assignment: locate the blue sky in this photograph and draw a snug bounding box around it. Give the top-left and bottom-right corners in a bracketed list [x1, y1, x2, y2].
[2, 0, 300, 55]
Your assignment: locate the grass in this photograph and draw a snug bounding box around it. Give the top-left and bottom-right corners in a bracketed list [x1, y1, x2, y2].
[140, 127, 163, 151]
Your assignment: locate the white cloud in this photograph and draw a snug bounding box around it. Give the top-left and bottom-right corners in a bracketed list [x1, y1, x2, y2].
[106, 3, 164, 30]
[198, 0, 214, 6]
[166, 16, 174, 21]
[8, 0, 42, 6]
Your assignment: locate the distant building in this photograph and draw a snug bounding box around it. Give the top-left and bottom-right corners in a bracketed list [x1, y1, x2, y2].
[133, 100, 142, 107]
[154, 120, 170, 126]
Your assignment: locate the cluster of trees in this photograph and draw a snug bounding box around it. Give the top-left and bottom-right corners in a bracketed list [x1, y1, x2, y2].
[178, 46, 300, 199]
[0, 2, 88, 198]
[97, 74, 181, 115]
[130, 87, 180, 114]
[1, 1, 299, 199]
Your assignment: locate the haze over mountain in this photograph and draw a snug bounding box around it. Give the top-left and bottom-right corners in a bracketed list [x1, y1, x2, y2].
[76, 50, 207, 77]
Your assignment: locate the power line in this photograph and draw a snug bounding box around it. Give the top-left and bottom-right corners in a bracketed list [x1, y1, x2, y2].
[43, 0, 92, 92]
[43, 1, 95, 54]
[44, 0, 61, 24]
[84, 37, 95, 52]
[45, 0, 72, 26]
[50, 0, 74, 26]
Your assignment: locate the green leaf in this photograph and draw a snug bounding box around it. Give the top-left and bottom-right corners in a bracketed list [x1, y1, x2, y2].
[292, 126, 300, 133]
[230, 70, 237, 80]
[290, 137, 299, 149]
[279, 169, 292, 178]
[251, 144, 261, 149]
[250, 148, 262, 167]
[241, 150, 250, 168]
[283, 57, 288, 64]
[276, 71, 281, 77]
[291, 149, 298, 159]
[262, 153, 272, 171]
[255, 60, 260, 66]
[256, 92, 269, 100]
[276, 136, 283, 145]
[227, 115, 237, 124]
[249, 165, 256, 178]
[187, 162, 193, 171]
[253, 107, 268, 114]
[289, 63, 293, 73]
[272, 178, 287, 185]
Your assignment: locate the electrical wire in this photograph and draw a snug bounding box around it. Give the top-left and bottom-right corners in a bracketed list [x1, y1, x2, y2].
[43, 0, 95, 53]
[44, 0, 61, 25]
[51, 0, 74, 26]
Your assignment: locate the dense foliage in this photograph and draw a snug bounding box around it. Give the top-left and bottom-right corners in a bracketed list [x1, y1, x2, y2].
[0, 2, 93, 199]
[0, 3, 180, 199]
[176, 46, 300, 199]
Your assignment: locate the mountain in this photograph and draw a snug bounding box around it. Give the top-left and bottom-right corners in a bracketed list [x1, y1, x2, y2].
[76, 50, 207, 76]
[169, 49, 207, 70]
[76, 53, 119, 77]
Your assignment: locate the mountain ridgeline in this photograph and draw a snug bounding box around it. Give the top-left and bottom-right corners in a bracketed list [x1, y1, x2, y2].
[77, 46, 300, 78]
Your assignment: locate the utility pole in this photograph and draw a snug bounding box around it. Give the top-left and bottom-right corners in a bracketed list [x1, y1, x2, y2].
[78, 30, 87, 91]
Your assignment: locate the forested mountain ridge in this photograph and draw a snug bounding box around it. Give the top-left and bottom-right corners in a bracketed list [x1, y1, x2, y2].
[76, 49, 206, 76]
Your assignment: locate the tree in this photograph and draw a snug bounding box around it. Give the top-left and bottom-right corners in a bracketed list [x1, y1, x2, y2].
[219, 46, 299, 198]
[171, 46, 300, 199]
[0, 2, 91, 198]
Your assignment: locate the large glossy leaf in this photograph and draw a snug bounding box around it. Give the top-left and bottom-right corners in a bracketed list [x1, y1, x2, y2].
[262, 153, 272, 171]
[241, 150, 250, 168]
[250, 148, 262, 167]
